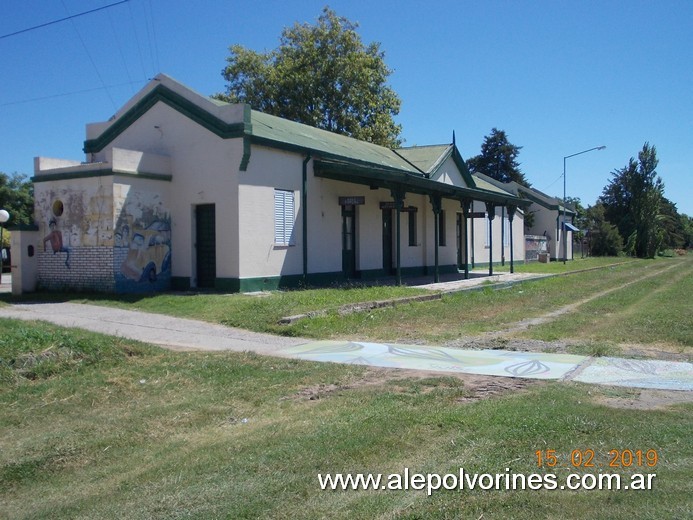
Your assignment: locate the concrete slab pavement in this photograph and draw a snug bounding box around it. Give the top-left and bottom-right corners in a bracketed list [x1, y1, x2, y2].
[0, 302, 306, 355]
[1, 300, 691, 390]
[0, 273, 10, 293]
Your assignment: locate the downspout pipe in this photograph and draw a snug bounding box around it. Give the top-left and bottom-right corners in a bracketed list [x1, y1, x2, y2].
[302, 153, 312, 280]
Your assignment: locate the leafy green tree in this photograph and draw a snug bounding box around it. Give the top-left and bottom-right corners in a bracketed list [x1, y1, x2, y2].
[218, 7, 402, 147]
[585, 203, 624, 256]
[0, 172, 33, 247]
[466, 128, 530, 186]
[0, 172, 33, 224]
[657, 197, 685, 249]
[600, 143, 664, 258]
[680, 213, 693, 249]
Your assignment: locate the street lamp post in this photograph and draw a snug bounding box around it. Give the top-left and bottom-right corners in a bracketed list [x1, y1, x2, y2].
[563, 146, 606, 264]
[0, 209, 9, 272]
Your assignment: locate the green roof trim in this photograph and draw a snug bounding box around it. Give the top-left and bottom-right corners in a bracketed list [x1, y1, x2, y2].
[249, 110, 415, 172]
[79, 76, 527, 207]
[517, 187, 577, 215]
[395, 144, 476, 188]
[314, 157, 528, 206]
[83, 83, 249, 154]
[32, 169, 173, 183]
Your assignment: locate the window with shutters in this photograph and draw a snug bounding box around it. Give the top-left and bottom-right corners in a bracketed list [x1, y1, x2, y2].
[274, 189, 295, 246]
[485, 212, 490, 247]
[503, 216, 510, 247]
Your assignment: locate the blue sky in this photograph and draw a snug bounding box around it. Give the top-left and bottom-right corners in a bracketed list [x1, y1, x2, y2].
[2, 0, 691, 214]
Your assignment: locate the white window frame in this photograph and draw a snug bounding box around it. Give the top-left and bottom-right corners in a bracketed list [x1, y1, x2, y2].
[503, 216, 510, 247]
[485, 212, 490, 247]
[274, 189, 295, 246]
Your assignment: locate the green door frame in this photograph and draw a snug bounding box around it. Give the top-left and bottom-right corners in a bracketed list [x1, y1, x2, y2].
[382, 208, 393, 275]
[342, 204, 357, 278]
[195, 203, 216, 288]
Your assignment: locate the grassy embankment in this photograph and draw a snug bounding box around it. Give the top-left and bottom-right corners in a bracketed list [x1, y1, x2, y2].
[1, 318, 691, 519]
[1, 255, 691, 518]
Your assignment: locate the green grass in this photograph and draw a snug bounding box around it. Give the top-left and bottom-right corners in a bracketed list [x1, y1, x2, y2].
[494, 256, 632, 274]
[1, 321, 690, 519]
[6, 257, 688, 352]
[278, 258, 691, 346]
[519, 257, 693, 349]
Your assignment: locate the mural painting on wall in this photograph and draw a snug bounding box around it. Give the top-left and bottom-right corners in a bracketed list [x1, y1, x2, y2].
[116, 219, 171, 283]
[36, 186, 113, 271]
[43, 217, 71, 269]
[113, 190, 171, 292]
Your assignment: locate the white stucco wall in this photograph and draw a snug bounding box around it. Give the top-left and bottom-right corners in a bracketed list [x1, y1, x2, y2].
[429, 155, 467, 188]
[529, 204, 564, 258]
[99, 101, 243, 284]
[467, 201, 524, 266]
[237, 146, 304, 278]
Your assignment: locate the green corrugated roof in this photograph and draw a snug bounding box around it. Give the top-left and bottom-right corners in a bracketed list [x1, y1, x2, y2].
[472, 175, 517, 196]
[88, 74, 528, 205]
[395, 144, 452, 173]
[474, 172, 576, 214]
[250, 110, 418, 172]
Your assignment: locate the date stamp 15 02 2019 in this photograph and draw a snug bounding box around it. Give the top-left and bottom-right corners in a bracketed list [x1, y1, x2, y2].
[535, 449, 659, 469]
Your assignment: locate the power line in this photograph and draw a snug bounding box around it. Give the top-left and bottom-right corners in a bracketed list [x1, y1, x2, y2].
[0, 81, 141, 107]
[60, 0, 118, 111]
[0, 0, 130, 40]
[542, 172, 564, 192]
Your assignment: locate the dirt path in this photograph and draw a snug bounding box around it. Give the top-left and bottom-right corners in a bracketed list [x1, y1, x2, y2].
[486, 261, 681, 338]
[443, 261, 689, 362]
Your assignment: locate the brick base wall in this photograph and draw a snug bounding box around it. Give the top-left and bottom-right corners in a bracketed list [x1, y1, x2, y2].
[38, 246, 115, 292]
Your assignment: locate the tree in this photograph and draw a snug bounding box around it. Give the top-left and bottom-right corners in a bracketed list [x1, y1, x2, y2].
[599, 143, 664, 258]
[0, 172, 33, 248]
[658, 197, 685, 249]
[584, 203, 624, 256]
[466, 128, 530, 186]
[217, 7, 402, 147]
[0, 172, 33, 224]
[563, 196, 588, 251]
[680, 213, 693, 249]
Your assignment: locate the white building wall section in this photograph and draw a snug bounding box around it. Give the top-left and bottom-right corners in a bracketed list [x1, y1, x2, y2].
[237, 146, 304, 278]
[531, 205, 560, 258]
[100, 101, 242, 283]
[306, 175, 344, 274]
[467, 201, 525, 266]
[429, 155, 467, 188]
[400, 193, 426, 269]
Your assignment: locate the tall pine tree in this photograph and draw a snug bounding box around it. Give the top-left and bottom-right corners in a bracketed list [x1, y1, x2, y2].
[600, 143, 664, 258]
[466, 128, 530, 186]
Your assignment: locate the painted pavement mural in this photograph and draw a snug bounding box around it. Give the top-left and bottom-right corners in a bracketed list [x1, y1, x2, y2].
[284, 341, 588, 380]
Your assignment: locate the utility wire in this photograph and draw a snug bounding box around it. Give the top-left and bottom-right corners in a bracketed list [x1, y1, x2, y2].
[146, 0, 160, 72]
[128, 0, 149, 80]
[0, 81, 141, 107]
[60, 0, 118, 111]
[0, 0, 130, 40]
[541, 172, 564, 192]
